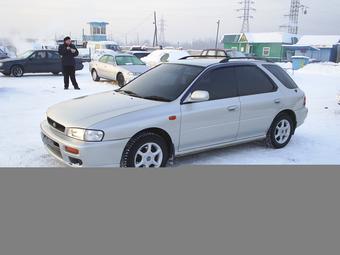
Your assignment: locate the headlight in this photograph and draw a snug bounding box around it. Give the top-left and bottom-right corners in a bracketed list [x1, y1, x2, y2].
[66, 128, 104, 142]
[127, 72, 140, 76]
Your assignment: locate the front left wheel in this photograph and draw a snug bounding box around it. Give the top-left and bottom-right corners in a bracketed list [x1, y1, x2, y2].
[121, 132, 169, 168]
[11, 65, 24, 77]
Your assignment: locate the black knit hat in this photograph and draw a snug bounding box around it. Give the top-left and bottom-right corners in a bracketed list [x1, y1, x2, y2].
[64, 36, 71, 42]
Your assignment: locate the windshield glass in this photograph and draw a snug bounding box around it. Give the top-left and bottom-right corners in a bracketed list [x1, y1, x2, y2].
[116, 56, 145, 66]
[120, 64, 204, 102]
[18, 50, 34, 59]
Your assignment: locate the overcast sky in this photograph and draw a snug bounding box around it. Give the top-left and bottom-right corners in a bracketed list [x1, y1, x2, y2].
[1, 0, 339, 43]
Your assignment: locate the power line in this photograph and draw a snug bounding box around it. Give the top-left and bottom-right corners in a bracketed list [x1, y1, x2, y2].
[237, 0, 256, 33]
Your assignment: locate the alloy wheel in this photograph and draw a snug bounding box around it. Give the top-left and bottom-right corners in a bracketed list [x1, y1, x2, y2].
[275, 119, 291, 144]
[134, 142, 163, 168]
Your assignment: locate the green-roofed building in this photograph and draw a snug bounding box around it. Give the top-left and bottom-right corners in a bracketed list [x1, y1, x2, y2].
[222, 32, 300, 61]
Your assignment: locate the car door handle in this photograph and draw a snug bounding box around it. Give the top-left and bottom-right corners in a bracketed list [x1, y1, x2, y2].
[227, 105, 238, 111]
[274, 99, 281, 104]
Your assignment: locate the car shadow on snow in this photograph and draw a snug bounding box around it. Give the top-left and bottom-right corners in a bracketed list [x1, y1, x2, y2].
[0, 87, 16, 95]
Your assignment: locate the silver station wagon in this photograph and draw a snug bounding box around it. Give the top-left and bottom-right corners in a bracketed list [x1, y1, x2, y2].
[41, 58, 308, 168]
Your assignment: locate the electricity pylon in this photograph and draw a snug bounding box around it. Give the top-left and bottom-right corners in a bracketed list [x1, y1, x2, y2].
[237, 0, 256, 33]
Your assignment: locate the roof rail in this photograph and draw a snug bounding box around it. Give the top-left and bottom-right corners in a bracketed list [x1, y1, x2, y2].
[220, 57, 275, 63]
[179, 55, 275, 63]
[179, 55, 226, 60]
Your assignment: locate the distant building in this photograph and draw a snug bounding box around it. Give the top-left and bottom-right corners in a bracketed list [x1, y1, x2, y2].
[222, 32, 300, 61]
[283, 35, 340, 62]
[83, 22, 109, 42]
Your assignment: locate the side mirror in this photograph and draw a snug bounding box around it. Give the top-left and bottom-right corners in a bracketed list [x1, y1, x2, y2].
[186, 90, 210, 103]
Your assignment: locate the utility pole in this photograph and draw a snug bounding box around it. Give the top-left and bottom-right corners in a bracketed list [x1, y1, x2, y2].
[280, 0, 309, 34]
[237, 0, 256, 33]
[153, 11, 158, 47]
[159, 16, 166, 46]
[215, 20, 221, 49]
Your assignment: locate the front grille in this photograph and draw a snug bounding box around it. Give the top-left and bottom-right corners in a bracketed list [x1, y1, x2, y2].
[42, 134, 62, 159]
[47, 117, 66, 133]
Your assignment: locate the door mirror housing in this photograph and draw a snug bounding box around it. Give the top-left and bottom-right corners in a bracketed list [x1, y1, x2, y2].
[186, 90, 210, 103]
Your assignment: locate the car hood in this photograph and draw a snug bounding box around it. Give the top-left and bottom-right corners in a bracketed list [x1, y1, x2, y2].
[0, 57, 23, 63]
[121, 65, 149, 74]
[47, 91, 163, 128]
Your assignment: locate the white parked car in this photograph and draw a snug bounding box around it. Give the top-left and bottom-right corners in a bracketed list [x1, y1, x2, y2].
[89, 53, 149, 86]
[141, 49, 190, 67]
[41, 58, 308, 168]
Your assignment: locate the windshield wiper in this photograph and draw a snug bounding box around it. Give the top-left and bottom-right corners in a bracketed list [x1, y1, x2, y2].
[141, 96, 171, 102]
[117, 90, 143, 98]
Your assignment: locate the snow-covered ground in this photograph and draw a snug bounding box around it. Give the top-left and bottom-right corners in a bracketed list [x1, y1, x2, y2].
[0, 63, 339, 167]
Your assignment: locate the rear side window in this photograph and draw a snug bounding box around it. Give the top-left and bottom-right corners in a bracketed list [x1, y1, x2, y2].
[194, 67, 238, 100]
[263, 64, 298, 89]
[235, 66, 276, 96]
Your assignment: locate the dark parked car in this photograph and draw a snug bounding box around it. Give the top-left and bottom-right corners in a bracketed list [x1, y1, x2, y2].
[0, 49, 9, 60]
[0, 50, 84, 77]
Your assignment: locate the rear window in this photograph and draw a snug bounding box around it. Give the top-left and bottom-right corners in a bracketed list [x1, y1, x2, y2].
[263, 64, 298, 89]
[235, 66, 277, 96]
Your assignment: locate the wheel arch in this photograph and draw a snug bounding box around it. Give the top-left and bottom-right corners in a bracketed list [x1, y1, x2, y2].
[128, 127, 175, 159]
[11, 64, 25, 73]
[116, 72, 123, 80]
[274, 109, 297, 133]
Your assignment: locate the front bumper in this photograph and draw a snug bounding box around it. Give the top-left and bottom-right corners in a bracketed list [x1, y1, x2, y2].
[41, 120, 129, 167]
[295, 107, 308, 127]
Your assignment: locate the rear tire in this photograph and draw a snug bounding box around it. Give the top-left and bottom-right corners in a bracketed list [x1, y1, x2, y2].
[11, 65, 24, 77]
[117, 73, 125, 87]
[266, 113, 294, 149]
[92, 69, 100, 82]
[120, 132, 169, 168]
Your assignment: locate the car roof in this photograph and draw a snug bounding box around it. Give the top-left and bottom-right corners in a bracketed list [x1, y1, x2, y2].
[171, 58, 270, 68]
[100, 52, 134, 57]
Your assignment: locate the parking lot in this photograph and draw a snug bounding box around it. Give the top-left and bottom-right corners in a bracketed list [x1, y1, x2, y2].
[0, 62, 340, 167]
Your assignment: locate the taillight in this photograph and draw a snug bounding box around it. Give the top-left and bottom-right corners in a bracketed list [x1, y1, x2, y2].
[303, 96, 307, 106]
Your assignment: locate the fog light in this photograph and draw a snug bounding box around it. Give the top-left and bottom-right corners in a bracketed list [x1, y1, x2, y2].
[65, 146, 79, 155]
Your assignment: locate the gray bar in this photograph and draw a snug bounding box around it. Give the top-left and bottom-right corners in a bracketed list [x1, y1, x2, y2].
[0, 166, 339, 255]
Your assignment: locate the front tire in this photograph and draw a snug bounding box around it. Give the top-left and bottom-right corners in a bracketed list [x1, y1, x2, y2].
[117, 73, 125, 87]
[266, 113, 294, 149]
[11, 65, 24, 77]
[121, 132, 169, 168]
[92, 69, 100, 82]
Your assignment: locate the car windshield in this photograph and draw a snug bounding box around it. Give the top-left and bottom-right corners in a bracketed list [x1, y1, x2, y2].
[116, 56, 145, 66]
[119, 63, 204, 102]
[18, 50, 34, 59]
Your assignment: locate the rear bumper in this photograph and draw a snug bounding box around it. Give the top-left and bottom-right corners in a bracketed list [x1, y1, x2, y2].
[295, 107, 308, 127]
[40, 120, 129, 167]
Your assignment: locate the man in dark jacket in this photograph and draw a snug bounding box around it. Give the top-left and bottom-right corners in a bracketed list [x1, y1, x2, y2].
[58, 36, 80, 90]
